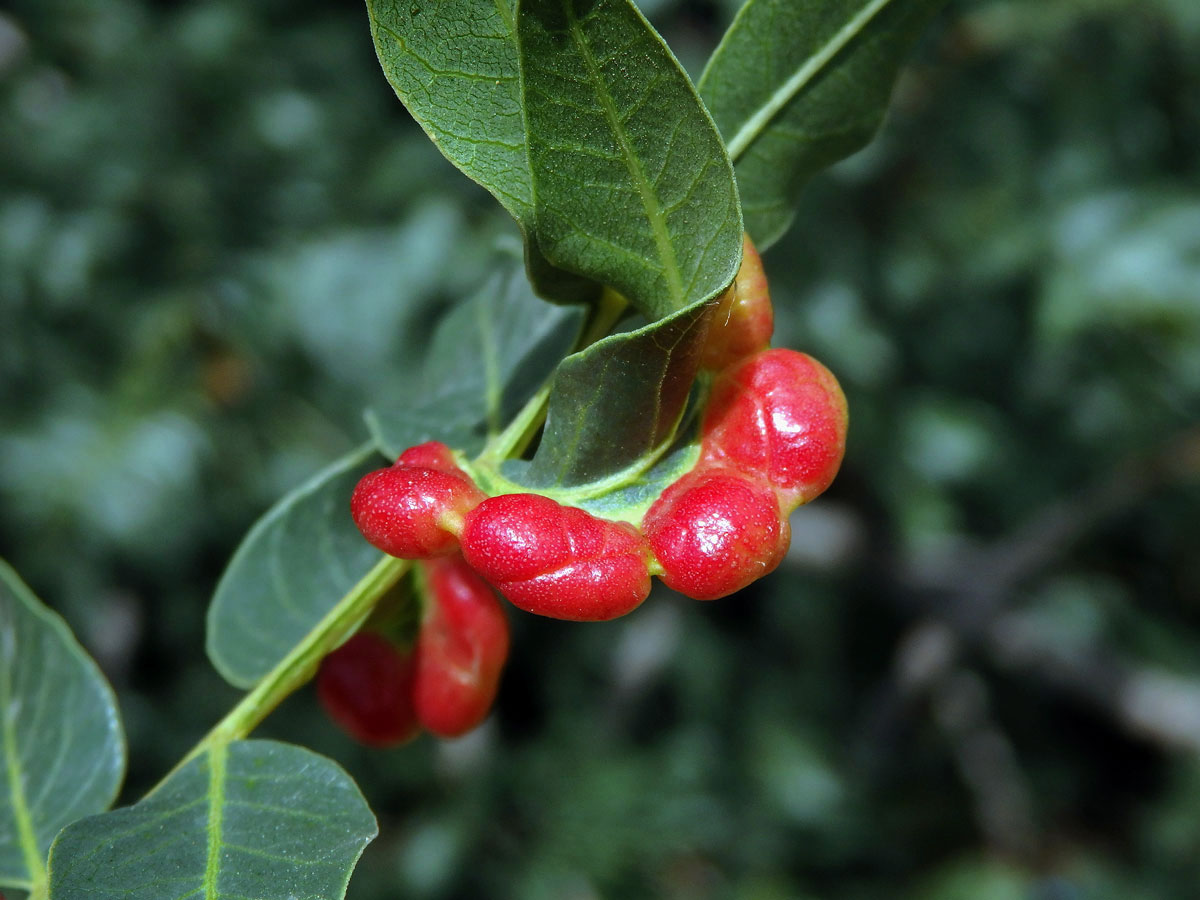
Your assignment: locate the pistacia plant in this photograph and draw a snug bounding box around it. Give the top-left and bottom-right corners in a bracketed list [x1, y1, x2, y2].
[0, 0, 943, 895]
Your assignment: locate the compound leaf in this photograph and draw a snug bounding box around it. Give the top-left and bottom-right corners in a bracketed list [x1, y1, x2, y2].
[47, 740, 376, 900]
[206, 444, 386, 690]
[0, 559, 125, 894]
[519, 0, 742, 320]
[699, 0, 945, 249]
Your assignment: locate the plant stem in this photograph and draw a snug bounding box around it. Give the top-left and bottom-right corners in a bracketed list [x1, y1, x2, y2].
[154, 554, 408, 791]
[159, 288, 631, 788]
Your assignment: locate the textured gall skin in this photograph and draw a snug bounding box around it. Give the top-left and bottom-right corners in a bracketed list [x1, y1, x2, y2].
[461, 493, 652, 621]
[642, 467, 791, 601]
[701, 348, 848, 511]
[397, 440, 463, 472]
[413, 556, 510, 737]
[351, 459, 486, 559]
[317, 631, 419, 747]
[700, 234, 774, 372]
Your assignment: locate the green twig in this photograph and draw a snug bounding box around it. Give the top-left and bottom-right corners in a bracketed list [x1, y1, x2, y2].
[159, 288, 631, 788]
[154, 554, 408, 791]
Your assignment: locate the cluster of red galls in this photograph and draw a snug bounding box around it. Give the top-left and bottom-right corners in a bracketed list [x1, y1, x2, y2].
[317, 555, 509, 746]
[318, 236, 848, 745]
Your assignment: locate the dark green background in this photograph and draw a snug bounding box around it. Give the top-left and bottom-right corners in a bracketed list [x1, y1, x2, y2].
[2, 0, 1199, 897]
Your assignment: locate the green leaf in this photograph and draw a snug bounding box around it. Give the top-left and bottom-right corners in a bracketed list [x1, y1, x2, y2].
[519, 0, 743, 320]
[699, 0, 945, 249]
[514, 302, 712, 488]
[366, 0, 532, 221]
[206, 444, 387, 690]
[0, 559, 125, 893]
[365, 0, 595, 302]
[366, 400, 486, 468]
[47, 740, 376, 900]
[368, 259, 585, 459]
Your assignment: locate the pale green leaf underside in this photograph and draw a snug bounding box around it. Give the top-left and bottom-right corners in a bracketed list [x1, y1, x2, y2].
[520, 0, 742, 321]
[206, 444, 386, 690]
[0, 559, 125, 893]
[47, 740, 376, 900]
[699, 0, 946, 249]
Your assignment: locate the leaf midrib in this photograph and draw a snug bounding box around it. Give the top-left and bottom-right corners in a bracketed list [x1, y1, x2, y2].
[202, 744, 227, 899]
[566, 0, 685, 307]
[713, 0, 897, 162]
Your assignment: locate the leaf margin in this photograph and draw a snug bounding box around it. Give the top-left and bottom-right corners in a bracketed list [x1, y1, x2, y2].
[0, 557, 126, 892]
[205, 441, 386, 690]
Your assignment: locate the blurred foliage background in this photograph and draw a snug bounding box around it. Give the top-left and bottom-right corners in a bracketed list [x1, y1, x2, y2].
[2, 0, 1200, 897]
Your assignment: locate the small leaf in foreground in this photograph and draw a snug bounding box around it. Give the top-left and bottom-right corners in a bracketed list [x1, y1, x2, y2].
[206, 443, 386, 690]
[47, 740, 377, 900]
[519, 0, 742, 320]
[0, 559, 125, 894]
[699, 0, 946, 249]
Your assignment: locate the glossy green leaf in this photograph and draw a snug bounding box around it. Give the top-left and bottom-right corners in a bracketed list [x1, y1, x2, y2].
[367, 258, 585, 459]
[206, 444, 386, 690]
[47, 740, 376, 900]
[516, 302, 713, 488]
[0, 559, 125, 894]
[519, 0, 743, 320]
[699, 0, 945, 249]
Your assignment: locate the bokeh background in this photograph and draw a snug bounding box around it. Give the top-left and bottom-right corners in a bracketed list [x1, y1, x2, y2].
[3, 0, 1200, 897]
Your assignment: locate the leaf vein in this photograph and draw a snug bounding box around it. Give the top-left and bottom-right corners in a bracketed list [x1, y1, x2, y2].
[203, 744, 227, 899]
